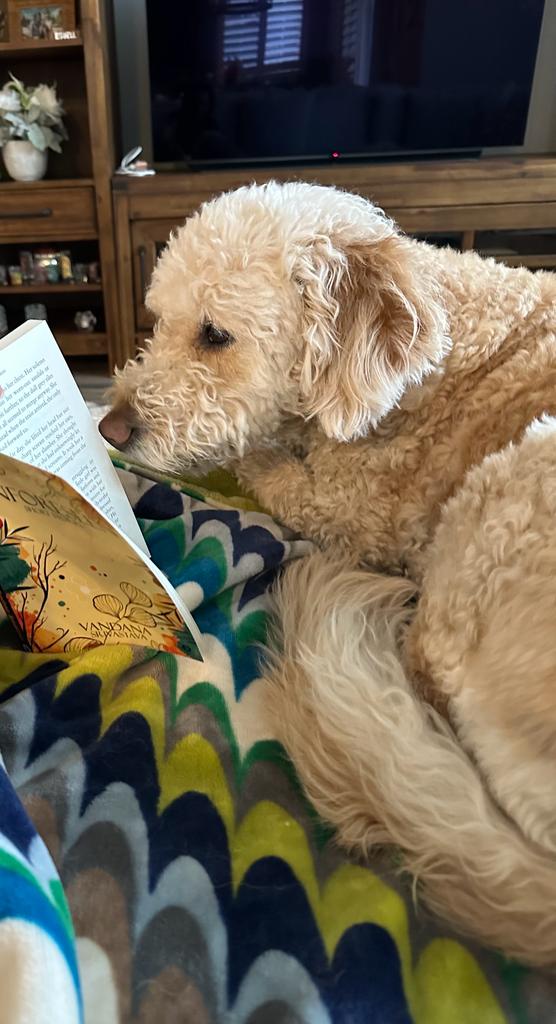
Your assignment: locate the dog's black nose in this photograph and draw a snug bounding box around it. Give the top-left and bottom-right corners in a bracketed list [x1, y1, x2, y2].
[98, 404, 135, 450]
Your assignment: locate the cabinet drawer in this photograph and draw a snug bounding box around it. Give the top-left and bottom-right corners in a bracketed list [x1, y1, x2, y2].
[0, 186, 97, 242]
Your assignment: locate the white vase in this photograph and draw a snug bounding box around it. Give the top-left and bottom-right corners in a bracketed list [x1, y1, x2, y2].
[2, 141, 48, 182]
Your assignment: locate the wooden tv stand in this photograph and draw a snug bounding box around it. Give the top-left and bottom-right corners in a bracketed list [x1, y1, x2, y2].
[112, 155, 556, 367]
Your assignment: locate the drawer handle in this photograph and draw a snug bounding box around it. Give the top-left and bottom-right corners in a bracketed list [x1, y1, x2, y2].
[138, 244, 147, 299]
[0, 207, 53, 220]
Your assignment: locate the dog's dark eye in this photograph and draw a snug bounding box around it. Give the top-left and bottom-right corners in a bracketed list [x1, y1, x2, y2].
[201, 322, 234, 348]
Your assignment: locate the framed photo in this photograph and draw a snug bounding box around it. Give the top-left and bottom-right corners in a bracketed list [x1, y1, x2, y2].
[8, 1, 75, 42]
[0, 0, 9, 42]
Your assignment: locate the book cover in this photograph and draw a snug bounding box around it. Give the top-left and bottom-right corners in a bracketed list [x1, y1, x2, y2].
[0, 453, 203, 660]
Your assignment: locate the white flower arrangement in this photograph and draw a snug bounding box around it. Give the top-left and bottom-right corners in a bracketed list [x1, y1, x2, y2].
[0, 75, 68, 152]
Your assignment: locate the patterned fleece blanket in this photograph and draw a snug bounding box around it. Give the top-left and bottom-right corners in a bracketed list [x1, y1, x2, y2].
[0, 464, 554, 1024]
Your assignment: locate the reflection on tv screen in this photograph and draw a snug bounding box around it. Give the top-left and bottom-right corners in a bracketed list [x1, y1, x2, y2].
[145, 0, 545, 165]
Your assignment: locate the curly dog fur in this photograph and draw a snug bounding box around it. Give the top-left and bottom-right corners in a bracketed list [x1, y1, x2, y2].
[101, 182, 556, 964]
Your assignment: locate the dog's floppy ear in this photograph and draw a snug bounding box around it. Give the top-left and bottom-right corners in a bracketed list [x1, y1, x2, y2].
[294, 232, 447, 440]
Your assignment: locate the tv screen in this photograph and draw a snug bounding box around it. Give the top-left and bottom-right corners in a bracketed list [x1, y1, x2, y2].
[145, 0, 546, 166]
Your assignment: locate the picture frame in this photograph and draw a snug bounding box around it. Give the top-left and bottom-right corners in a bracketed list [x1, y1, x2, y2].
[8, 1, 75, 42]
[0, 0, 9, 42]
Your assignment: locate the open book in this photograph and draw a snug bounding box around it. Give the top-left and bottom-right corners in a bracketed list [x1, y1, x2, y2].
[0, 320, 203, 660]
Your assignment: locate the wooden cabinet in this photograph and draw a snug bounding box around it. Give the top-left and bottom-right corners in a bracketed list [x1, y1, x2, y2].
[130, 219, 176, 330]
[0, 0, 120, 369]
[113, 156, 556, 367]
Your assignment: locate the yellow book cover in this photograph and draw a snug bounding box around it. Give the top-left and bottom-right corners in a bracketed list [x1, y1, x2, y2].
[0, 453, 203, 660]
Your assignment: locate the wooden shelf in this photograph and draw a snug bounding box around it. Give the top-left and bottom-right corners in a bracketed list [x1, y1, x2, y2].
[0, 282, 102, 294]
[482, 253, 556, 268]
[0, 178, 94, 190]
[0, 38, 83, 59]
[57, 331, 107, 356]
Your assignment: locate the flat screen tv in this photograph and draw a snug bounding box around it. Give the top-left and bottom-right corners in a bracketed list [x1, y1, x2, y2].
[118, 0, 549, 168]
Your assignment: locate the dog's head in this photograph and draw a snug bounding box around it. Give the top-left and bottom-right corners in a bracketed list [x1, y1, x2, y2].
[101, 182, 447, 471]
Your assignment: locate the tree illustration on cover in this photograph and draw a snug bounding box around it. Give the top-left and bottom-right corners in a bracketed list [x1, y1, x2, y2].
[0, 523, 31, 591]
[0, 520, 67, 650]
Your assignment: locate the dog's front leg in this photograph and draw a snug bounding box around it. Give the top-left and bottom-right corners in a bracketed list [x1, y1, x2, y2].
[233, 447, 317, 536]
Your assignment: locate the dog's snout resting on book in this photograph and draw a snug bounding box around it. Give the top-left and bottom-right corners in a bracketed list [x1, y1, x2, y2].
[103, 181, 556, 965]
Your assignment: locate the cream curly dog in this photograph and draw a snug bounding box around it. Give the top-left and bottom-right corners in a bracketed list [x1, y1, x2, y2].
[101, 182, 556, 965]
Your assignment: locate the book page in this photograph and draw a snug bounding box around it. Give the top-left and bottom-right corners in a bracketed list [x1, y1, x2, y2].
[0, 320, 148, 555]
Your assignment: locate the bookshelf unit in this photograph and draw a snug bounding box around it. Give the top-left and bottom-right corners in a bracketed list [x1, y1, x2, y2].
[0, 0, 119, 371]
